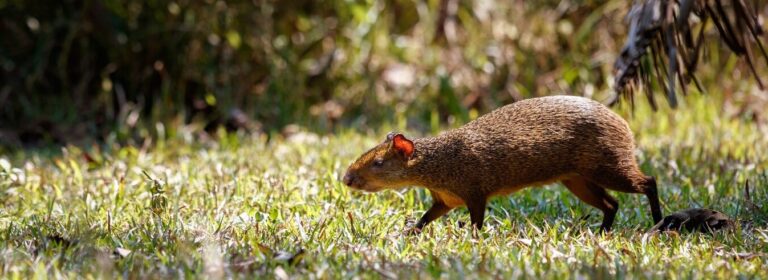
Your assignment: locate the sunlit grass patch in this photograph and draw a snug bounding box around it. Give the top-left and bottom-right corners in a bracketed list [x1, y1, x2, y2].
[1, 95, 767, 278]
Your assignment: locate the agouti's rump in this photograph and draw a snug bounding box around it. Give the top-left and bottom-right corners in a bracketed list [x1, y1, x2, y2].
[343, 95, 662, 232]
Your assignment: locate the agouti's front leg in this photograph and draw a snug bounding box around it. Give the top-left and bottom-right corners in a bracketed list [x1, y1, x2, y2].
[467, 199, 487, 230]
[413, 201, 453, 232]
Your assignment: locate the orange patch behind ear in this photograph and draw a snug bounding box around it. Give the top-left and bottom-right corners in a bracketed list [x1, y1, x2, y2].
[392, 134, 414, 159]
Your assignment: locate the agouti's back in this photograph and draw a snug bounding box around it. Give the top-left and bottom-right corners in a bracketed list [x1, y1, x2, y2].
[452, 96, 636, 194]
[343, 95, 662, 232]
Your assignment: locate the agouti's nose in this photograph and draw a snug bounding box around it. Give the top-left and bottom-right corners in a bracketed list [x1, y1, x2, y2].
[342, 173, 354, 186]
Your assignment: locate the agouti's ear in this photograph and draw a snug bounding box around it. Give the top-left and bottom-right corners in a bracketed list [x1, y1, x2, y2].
[391, 134, 414, 160]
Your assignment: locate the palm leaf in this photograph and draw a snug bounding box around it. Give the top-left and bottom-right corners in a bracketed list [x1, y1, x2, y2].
[612, 0, 767, 108]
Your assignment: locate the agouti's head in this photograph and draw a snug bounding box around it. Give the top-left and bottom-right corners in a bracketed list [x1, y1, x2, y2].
[342, 132, 415, 192]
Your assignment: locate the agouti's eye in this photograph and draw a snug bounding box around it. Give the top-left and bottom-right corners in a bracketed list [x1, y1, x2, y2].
[373, 159, 384, 167]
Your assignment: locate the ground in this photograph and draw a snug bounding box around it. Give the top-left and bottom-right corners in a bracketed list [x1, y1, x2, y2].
[1, 96, 766, 278]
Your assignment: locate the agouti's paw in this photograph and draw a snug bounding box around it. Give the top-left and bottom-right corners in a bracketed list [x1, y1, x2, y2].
[403, 227, 423, 236]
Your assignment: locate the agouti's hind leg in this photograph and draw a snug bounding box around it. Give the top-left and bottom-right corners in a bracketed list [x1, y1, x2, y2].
[642, 176, 663, 224]
[588, 168, 663, 225]
[562, 176, 619, 232]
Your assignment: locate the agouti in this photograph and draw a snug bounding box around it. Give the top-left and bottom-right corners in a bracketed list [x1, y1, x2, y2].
[343, 95, 662, 232]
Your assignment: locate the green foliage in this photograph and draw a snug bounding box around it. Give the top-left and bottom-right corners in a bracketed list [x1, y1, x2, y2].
[6, 0, 764, 146]
[1, 95, 766, 278]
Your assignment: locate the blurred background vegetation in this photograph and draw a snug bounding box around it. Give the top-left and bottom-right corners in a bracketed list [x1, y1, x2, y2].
[1, 0, 766, 148]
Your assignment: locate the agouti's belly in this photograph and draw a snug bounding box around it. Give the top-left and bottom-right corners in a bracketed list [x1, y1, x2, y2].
[433, 190, 466, 207]
[490, 173, 578, 197]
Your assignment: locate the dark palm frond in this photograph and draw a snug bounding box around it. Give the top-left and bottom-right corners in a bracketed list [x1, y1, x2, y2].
[612, 0, 767, 108]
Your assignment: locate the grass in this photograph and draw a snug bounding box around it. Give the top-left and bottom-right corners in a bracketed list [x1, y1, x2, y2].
[1, 94, 767, 279]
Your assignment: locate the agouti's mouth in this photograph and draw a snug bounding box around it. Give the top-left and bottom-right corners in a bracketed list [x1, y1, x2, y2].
[359, 184, 383, 192]
[344, 178, 381, 192]
[343, 172, 384, 192]
[348, 182, 377, 192]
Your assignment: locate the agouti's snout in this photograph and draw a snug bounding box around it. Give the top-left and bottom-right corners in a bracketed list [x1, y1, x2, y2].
[343, 170, 374, 191]
[342, 172, 357, 187]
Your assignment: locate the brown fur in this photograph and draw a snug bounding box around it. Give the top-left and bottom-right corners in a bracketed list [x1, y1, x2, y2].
[343, 95, 662, 232]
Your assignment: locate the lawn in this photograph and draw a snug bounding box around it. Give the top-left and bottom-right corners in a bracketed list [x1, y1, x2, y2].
[1, 95, 767, 279]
